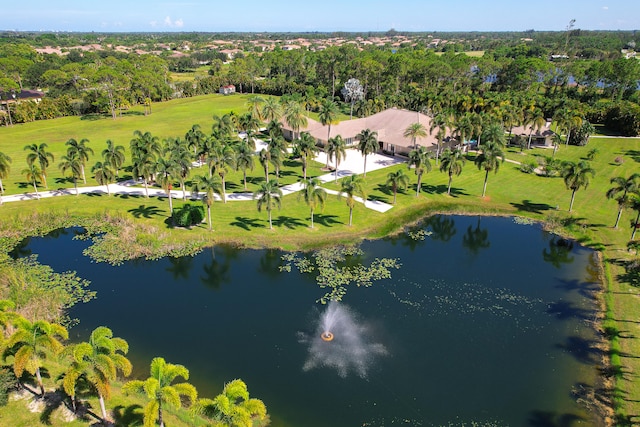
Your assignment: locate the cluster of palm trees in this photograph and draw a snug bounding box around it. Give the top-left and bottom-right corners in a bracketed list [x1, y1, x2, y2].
[0, 300, 267, 427]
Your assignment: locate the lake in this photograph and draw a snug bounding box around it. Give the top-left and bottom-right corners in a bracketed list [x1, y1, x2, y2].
[17, 215, 601, 426]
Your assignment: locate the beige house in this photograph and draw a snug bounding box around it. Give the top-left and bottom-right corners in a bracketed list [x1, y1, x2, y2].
[282, 108, 452, 156]
[509, 120, 555, 147]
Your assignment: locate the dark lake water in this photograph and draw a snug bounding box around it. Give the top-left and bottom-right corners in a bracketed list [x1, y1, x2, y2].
[16, 215, 601, 427]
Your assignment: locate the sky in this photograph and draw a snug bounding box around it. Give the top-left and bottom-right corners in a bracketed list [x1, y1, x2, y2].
[2, 0, 639, 33]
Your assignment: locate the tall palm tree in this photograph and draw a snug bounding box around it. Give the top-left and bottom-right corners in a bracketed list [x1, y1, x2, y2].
[65, 138, 94, 184]
[474, 140, 505, 198]
[525, 108, 546, 149]
[212, 114, 236, 139]
[430, 112, 451, 165]
[123, 357, 197, 427]
[101, 139, 125, 177]
[357, 129, 379, 177]
[246, 95, 265, 121]
[439, 147, 466, 195]
[22, 163, 43, 198]
[606, 173, 640, 228]
[192, 379, 267, 427]
[284, 100, 308, 140]
[630, 195, 640, 240]
[327, 135, 347, 182]
[192, 174, 223, 231]
[235, 141, 255, 190]
[91, 161, 115, 195]
[480, 122, 506, 149]
[62, 326, 132, 420]
[299, 177, 327, 228]
[185, 124, 207, 157]
[386, 169, 410, 204]
[131, 152, 156, 198]
[168, 145, 192, 201]
[59, 152, 83, 196]
[207, 145, 236, 203]
[155, 157, 179, 214]
[261, 97, 283, 124]
[454, 114, 474, 147]
[24, 143, 54, 188]
[268, 133, 287, 178]
[554, 108, 583, 146]
[339, 175, 366, 226]
[259, 148, 271, 183]
[295, 132, 318, 181]
[561, 160, 596, 212]
[131, 130, 162, 161]
[318, 99, 340, 144]
[403, 122, 428, 149]
[0, 151, 11, 203]
[5, 318, 68, 396]
[254, 180, 283, 230]
[407, 146, 432, 196]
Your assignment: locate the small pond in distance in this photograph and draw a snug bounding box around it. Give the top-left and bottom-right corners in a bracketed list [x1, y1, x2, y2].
[16, 215, 601, 426]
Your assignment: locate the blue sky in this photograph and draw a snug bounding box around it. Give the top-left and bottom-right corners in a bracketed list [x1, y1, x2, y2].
[3, 0, 639, 32]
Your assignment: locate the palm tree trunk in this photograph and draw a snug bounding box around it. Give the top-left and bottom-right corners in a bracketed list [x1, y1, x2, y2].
[268, 209, 273, 229]
[143, 178, 149, 198]
[42, 173, 48, 188]
[310, 208, 314, 228]
[99, 394, 108, 422]
[569, 189, 577, 212]
[349, 207, 353, 226]
[74, 178, 79, 196]
[243, 170, 248, 190]
[264, 164, 269, 183]
[221, 177, 227, 203]
[447, 175, 453, 195]
[158, 405, 164, 427]
[81, 165, 86, 184]
[614, 206, 623, 228]
[181, 180, 186, 201]
[416, 174, 422, 197]
[207, 206, 212, 231]
[106, 183, 111, 196]
[482, 170, 489, 197]
[36, 367, 45, 397]
[631, 210, 640, 240]
[393, 189, 397, 204]
[33, 182, 39, 198]
[363, 155, 368, 177]
[167, 190, 173, 213]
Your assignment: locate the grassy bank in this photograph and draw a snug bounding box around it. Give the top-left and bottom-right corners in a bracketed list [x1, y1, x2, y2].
[2, 95, 640, 424]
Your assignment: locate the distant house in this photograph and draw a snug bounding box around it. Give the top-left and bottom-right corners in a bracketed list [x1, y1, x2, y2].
[0, 89, 45, 108]
[281, 107, 453, 156]
[509, 120, 555, 147]
[219, 85, 236, 95]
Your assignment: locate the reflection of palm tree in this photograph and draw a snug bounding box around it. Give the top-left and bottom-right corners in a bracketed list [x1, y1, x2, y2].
[543, 236, 575, 268]
[166, 256, 193, 280]
[258, 249, 282, 278]
[462, 218, 490, 255]
[425, 215, 457, 242]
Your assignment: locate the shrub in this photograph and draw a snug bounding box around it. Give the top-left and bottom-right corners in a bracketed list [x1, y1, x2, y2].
[614, 156, 624, 165]
[0, 368, 17, 407]
[173, 203, 205, 228]
[519, 159, 537, 174]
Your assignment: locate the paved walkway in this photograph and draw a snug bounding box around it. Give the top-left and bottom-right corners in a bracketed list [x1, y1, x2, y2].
[1, 146, 405, 213]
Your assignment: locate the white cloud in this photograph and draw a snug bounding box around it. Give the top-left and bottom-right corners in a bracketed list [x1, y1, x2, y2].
[150, 20, 157, 27]
[602, 6, 609, 10]
[164, 16, 173, 26]
[175, 18, 184, 28]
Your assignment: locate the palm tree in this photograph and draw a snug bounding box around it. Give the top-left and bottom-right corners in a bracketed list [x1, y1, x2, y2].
[208, 145, 236, 203]
[91, 161, 115, 195]
[261, 97, 283, 124]
[131, 152, 156, 198]
[299, 177, 327, 228]
[561, 160, 596, 212]
[318, 99, 340, 144]
[24, 143, 54, 188]
[357, 129, 379, 177]
[268, 133, 287, 178]
[284, 100, 308, 140]
[339, 175, 366, 226]
[630, 195, 640, 240]
[130, 130, 162, 162]
[212, 114, 236, 139]
[386, 169, 410, 204]
[185, 124, 207, 157]
[525, 109, 546, 149]
[259, 148, 271, 183]
[101, 139, 125, 177]
[59, 152, 83, 195]
[0, 151, 11, 203]
[5, 318, 68, 396]
[606, 173, 640, 228]
[65, 138, 94, 184]
[474, 140, 505, 198]
[123, 357, 197, 427]
[192, 379, 267, 427]
[155, 157, 179, 214]
[253, 180, 283, 230]
[554, 108, 583, 146]
[168, 145, 192, 201]
[62, 326, 132, 419]
[480, 122, 506, 149]
[295, 132, 318, 181]
[454, 114, 475, 147]
[235, 142, 255, 190]
[192, 174, 223, 231]
[246, 95, 265, 121]
[327, 135, 347, 182]
[439, 147, 466, 195]
[430, 112, 451, 165]
[22, 163, 43, 198]
[403, 122, 428, 149]
[407, 146, 432, 196]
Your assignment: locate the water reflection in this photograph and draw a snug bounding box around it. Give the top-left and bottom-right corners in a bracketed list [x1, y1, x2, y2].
[165, 256, 193, 280]
[200, 247, 232, 290]
[462, 217, 490, 255]
[543, 236, 575, 268]
[425, 215, 457, 242]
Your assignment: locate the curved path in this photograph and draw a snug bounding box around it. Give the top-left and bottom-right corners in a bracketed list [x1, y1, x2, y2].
[1, 148, 404, 213]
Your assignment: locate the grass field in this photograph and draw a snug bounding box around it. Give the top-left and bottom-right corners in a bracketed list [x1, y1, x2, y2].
[1, 94, 640, 425]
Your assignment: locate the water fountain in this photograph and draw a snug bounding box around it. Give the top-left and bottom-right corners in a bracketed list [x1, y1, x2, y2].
[299, 301, 388, 378]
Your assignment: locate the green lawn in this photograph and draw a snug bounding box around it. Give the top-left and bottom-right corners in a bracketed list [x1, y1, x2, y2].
[2, 94, 640, 424]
